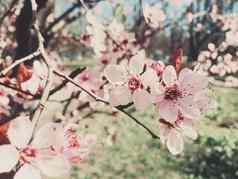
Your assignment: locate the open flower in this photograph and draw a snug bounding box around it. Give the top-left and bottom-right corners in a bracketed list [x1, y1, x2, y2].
[159, 112, 198, 155]
[41, 123, 96, 165]
[0, 116, 71, 179]
[154, 66, 208, 123]
[104, 51, 158, 110]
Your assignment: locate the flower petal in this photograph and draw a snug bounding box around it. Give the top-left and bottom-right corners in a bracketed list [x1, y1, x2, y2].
[21, 75, 40, 94]
[180, 72, 208, 94]
[132, 90, 152, 111]
[109, 86, 131, 106]
[104, 65, 127, 84]
[194, 90, 217, 112]
[129, 50, 146, 75]
[141, 67, 158, 88]
[159, 122, 171, 145]
[36, 156, 71, 178]
[32, 122, 63, 150]
[158, 100, 179, 123]
[179, 119, 198, 140]
[178, 96, 200, 119]
[151, 83, 165, 103]
[14, 165, 41, 179]
[167, 129, 184, 155]
[33, 61, 47, 79]
[7, 116, 33, 148]
[162, 65, 177, 86]
[0, 145, 19, 173]
[178, 68, 192, 82]
[0, 96, 9, 106]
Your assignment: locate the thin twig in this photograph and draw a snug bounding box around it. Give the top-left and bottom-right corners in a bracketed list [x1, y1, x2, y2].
[48, 67, 86, 96]
[116, 106, 159, 139]
[0, 50, 41, 77]
[30, 0, 52, 133]
[3, 0, 160, 141]
[62, 92, 76, 115]
[31, 50, 52, 131]
[53, 70, 160, 139]
[53, 70, 109, 104]
[0, 81, 34, 97]
[79, 0, 89, 10]
[43, 3, 80, 34]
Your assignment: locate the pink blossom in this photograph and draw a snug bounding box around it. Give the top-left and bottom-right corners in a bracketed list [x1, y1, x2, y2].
[225, 30, 238, 46]
[39, 123, 96, 164]
[159, 112, 198, 155]
[210, 64, 227, 76]
[104, 51, 158, 110]
[154, 66, 208, 123]
[0, 116, 71, 179]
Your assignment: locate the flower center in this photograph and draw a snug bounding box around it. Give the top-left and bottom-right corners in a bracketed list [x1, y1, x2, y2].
[101, 59, 109, 65]
[65, 129, 80, 149]
[19, 146, 38, 164]
[128, 76, 142, 91]
[164, 84, 181, 100]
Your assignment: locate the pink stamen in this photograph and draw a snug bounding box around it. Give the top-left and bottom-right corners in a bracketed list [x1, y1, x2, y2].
[19, 146, 38, 164]
[128, 76, 143, 91]
[164, 84, 182, 100]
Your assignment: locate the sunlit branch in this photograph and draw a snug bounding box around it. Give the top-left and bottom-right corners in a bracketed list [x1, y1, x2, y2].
[0, 50, 41, 77]
[53, 70, 160, 139]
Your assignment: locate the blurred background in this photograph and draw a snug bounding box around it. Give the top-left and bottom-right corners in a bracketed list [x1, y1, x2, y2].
[1, 0, 238, 179]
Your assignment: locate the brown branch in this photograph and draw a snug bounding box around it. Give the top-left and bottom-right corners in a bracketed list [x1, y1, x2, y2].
[43, 3, 80, 35]
[53, 70, 160, 139]
[0, 50, 41, 77]
[1, 0, 159, 141]
[0, 82, 34, 97]
[62, 91, 80, 115]
[30, 0, 52, 134]
[48, 67, 86, 96]
[0, 57, 85, 100]
[116, 106, 159, 139]
[53, 70, 109, 104]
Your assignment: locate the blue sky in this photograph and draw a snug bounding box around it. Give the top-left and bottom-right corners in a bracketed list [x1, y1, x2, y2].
[56, 0, 238, 28]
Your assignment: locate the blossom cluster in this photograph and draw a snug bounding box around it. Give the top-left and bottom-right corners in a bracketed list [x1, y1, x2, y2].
[196, 42, 238, 87]
[195, 9, 238, 87]
[104, 58, 213, 154]
[0, 116, 95, 179]
[0, 1, 217, 178]
[75, 5, 214, 155]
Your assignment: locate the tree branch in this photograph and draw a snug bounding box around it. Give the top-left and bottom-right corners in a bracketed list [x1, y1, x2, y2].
[53, 70, 160, 139]
[0, 50, 41, 77]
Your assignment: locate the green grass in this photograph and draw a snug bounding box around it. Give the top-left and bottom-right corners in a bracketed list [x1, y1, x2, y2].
[68, 87, 238, 179]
